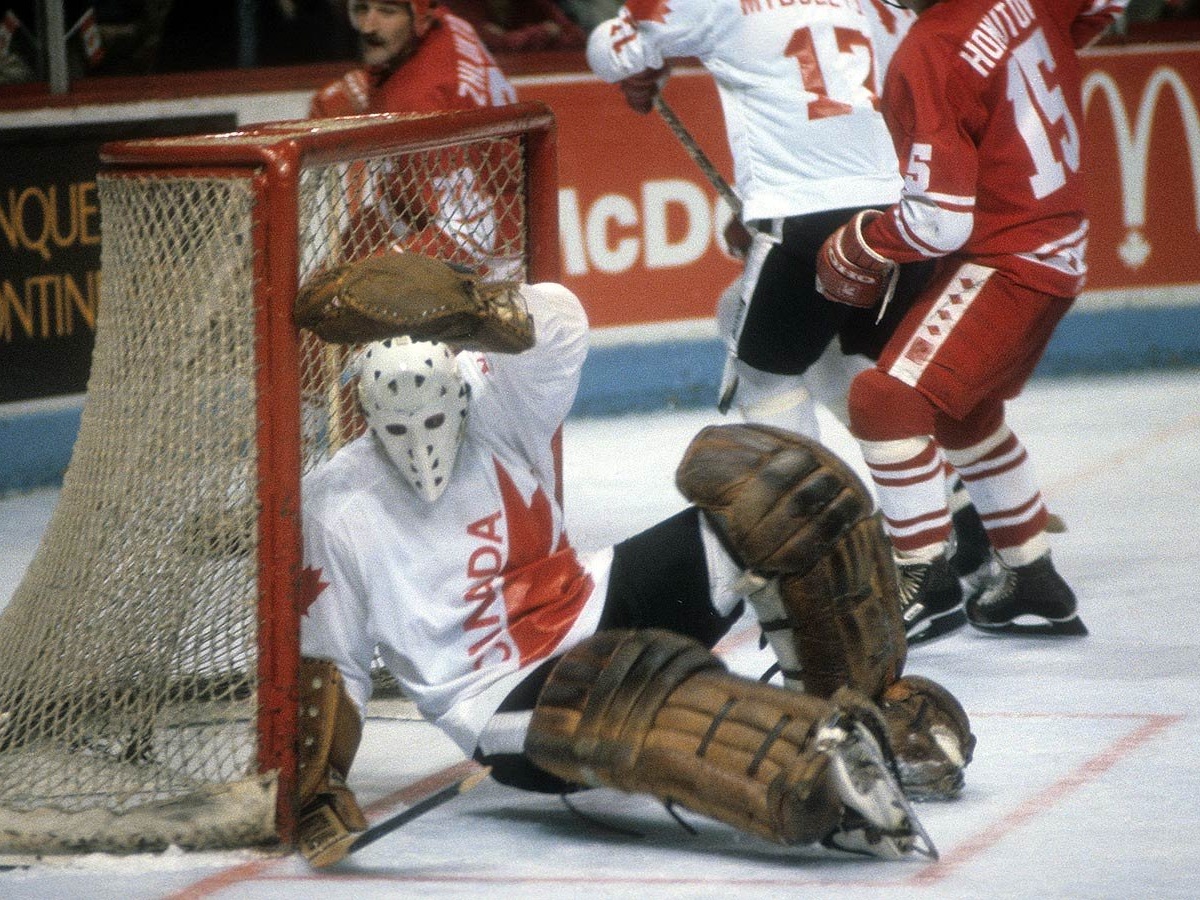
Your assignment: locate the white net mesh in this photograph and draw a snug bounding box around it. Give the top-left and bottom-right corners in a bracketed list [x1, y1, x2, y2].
[0, 107, 553, 855]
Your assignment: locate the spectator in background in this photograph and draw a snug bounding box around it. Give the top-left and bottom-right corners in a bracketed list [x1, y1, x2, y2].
[1, 3, 37, 83]
[554, 0, 621, 33]
[154, 0, 354, 72]
[1124, 0, 1196, 18]
[440, 0, 585, 51]
[310, 1, 521, 277]
[310, 0, 515, 116]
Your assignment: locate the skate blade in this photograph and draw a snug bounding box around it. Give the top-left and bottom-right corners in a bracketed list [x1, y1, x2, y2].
[819, 719, 939, 861]
[968, 613, 1088, 637]
[906, 609, 967, 646]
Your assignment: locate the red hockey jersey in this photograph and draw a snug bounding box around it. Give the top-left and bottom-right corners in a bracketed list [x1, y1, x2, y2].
[863, 0, 1125, 298]
[310, 8, 516, 117]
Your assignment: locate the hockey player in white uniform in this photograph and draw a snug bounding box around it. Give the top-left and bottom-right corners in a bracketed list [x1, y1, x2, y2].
[586, 0, 992, 644]
[587, 0, 921, 438]
[293, 255, 974, 867]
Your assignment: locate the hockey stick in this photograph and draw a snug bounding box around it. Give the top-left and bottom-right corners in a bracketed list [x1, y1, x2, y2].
[652, 94, 742, 217]
[344, 764, 491, 857]
[651, 94, 756, 412]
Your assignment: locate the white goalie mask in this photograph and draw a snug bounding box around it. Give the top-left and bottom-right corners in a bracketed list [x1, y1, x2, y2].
[356, 337, 469, 502]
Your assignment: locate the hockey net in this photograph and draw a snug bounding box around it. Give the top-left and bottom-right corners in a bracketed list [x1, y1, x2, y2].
[0, 104, 558, 856]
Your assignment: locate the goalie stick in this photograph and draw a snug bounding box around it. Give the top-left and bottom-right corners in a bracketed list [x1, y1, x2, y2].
[342, 764, 491, 858]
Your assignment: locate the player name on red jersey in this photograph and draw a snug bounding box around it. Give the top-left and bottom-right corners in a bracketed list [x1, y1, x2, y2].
[959, 0, 1037, 77]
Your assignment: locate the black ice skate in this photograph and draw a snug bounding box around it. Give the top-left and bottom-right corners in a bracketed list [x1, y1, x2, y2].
[897, 554, 965, 645]
[966, 553, 1088, 636]
[948, 501, 999, 603]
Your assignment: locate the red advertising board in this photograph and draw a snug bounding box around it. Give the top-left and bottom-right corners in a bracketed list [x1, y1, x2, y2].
[517, 68, 742, 329]
[516, 44, 1200, 328]
[1081, 45, 1200, 296]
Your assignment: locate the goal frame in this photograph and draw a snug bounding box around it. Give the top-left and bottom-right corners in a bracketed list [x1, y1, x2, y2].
[91, 102, 559, 846]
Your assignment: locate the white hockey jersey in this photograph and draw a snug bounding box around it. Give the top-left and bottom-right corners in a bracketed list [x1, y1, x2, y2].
[299, 284, 611, 755]
[586, 0, 914, 221]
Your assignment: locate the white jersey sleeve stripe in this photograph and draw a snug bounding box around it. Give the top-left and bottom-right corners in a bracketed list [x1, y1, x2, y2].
[922, 190, 975, 209]
[893, 196, 974, 256]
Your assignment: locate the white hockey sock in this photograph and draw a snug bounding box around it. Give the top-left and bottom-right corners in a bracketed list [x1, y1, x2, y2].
[859, 435, 951, 562]
[944, 425, 1050, 567]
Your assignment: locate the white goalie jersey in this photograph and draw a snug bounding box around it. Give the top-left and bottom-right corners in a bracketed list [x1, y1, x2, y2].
[586, 0, 915, 221]
[299, 284, 610, 755]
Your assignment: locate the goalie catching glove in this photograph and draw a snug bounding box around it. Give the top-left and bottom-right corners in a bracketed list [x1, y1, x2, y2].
[295, 251, 535, 352]
[815, 210, 899, 311]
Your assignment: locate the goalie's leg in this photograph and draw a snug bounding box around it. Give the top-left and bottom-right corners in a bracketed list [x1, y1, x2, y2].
[675, 423, 975, 800]
[296, 658, 368, 867]
[525, 629, 935, 859]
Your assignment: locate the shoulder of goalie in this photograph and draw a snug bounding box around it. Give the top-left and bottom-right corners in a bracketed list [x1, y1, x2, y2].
[815, 209, 899, 313]
[294, 251, 535, 353]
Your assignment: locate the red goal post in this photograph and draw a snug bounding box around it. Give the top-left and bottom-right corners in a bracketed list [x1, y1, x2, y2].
[0, 102, 558, 856]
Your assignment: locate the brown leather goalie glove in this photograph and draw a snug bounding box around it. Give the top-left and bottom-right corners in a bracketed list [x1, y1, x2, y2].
[294, 252, 535, 352]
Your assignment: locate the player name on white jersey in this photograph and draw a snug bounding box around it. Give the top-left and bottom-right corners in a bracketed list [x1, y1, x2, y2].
[738, 0, 861, 15]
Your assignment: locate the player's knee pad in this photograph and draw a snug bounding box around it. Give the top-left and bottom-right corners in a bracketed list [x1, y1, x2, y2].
[877, 675, 976, 801]
[847, 368, 935, 441]
[525, 629, 932, 857]
[730, 361, 820, 439]
[297, 658, 367, 866]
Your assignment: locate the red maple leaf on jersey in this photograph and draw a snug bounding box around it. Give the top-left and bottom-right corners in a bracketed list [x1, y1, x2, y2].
[494, 460, 593, 665]
[625, 0, 670, 24]
[299, 565, 329, 617]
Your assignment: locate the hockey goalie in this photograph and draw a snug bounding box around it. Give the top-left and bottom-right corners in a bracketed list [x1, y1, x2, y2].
[292, 251, 974, 866]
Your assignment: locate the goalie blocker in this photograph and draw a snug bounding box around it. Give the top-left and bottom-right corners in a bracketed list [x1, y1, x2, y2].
[296, 659, 368, 867]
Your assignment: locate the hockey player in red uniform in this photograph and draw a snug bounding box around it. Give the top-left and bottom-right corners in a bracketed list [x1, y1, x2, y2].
[310, 1, 521, 277]
[815, 0, 1126, 638]
[310, 0, 517, 117]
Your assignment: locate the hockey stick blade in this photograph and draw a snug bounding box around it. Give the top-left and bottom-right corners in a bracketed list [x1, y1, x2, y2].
[345, 766, 491, 857]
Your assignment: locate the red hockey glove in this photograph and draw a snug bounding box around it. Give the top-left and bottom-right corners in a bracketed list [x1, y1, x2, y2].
[816, 210, 898, 310]
[619, 66, 668, 114]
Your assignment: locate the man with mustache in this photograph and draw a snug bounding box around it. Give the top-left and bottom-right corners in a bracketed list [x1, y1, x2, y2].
[310, 1, 522, 277]
[311, 1, 516, 117]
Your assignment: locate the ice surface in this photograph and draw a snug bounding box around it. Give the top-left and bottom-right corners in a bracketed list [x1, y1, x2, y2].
[3, 368, 1199, 899]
